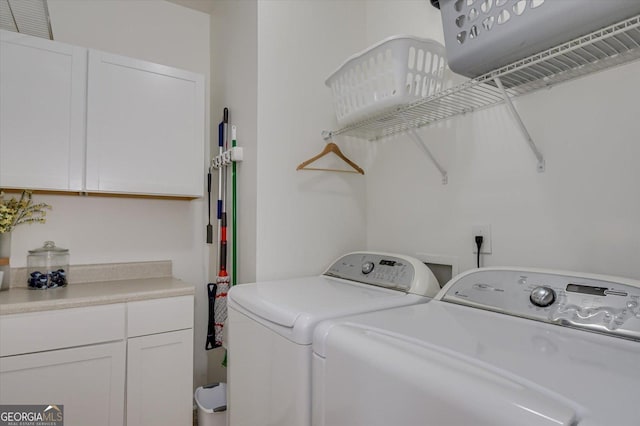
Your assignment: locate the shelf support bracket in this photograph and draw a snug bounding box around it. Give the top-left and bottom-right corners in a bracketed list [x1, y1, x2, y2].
[494, 77, 545, 172]
[400, 113, 448, 185]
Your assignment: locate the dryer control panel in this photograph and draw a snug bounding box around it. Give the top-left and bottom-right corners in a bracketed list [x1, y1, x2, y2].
[324, 252, 441, 298]
[439, 268, 640, 341]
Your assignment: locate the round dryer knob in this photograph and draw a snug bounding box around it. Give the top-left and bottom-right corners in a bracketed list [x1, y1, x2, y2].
[530, 286, 556, 307]
[361, 261, 375, 275]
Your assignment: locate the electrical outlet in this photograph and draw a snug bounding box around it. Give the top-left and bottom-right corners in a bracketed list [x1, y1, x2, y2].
[472, 225, 492, 254]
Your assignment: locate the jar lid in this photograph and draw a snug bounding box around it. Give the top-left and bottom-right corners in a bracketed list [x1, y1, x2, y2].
[28, 241, 69, 254]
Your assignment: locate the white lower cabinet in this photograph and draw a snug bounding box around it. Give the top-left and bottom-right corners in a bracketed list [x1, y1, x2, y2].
[0, 303, 126, 426]
[126, 329, 194, 426]
[0, 341, 126, 426]
[0, 295, 194, 426]
[125, 295, 194, 426]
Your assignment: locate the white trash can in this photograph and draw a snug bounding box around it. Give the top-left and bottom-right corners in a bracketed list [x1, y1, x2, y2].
[195, 383, 227, 426]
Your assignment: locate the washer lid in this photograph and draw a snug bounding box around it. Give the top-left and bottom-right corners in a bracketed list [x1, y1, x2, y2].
[228, 275, 427, 344]
[313, 301, 640, 425]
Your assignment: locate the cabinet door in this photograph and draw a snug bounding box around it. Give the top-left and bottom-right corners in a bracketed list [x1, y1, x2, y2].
[0, 341, 126, 426]
[0, 30, 86, 191]
[86, 50, 204, 197]
[126, 329, 194, 426]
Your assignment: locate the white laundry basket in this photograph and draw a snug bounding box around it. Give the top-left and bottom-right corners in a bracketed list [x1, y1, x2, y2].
[195, 383, 227, 426]
[437, 0, 640, 78]
[325, 35, 448, 126]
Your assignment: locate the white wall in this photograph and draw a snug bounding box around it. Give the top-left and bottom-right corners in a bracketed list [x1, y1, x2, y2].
[255, 0, 368, 281]
[11, 0, 212, 388]
[208, 0, 259, 383]
[365, 0, 444, 45]
[364, 2, 640, 280]
[210, 0, 258, 286]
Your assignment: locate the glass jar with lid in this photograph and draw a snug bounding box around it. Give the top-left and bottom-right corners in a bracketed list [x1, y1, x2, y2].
[27, 241, 69, 289]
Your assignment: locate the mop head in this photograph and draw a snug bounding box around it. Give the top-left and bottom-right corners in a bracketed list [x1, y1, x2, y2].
[213, 274, 230, 347]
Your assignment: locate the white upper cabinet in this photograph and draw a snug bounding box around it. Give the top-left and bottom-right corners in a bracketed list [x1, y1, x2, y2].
[86, 50, 205, 197]
[0, 30, 205, 198]
[0, 30, 86, 191]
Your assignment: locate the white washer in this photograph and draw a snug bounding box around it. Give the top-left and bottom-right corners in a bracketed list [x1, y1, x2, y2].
[313, 267, 640, 426]
[226, 252, 441, 426]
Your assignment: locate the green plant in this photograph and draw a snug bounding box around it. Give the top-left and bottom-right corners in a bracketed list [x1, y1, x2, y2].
[0, 190, 52, 233]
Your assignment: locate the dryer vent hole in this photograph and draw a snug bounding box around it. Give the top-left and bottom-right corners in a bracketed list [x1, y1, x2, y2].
[424, 262, 453, 288]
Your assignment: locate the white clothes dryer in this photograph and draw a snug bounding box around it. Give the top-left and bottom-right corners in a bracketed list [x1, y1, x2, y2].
[312, 267, 640, 426]
[226, 252, 441, 426]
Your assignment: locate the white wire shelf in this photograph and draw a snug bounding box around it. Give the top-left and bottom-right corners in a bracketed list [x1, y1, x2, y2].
[329, 14, 640, 142]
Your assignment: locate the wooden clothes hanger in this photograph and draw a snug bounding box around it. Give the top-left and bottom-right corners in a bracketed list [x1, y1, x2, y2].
[296, 137, 364, 175]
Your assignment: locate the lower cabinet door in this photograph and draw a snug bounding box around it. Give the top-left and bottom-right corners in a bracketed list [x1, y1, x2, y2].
[126, 329, 194, 426]
[0, 341, 126, 426]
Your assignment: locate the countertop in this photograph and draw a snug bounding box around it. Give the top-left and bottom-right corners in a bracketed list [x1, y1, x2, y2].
[0, 276, 195, 315]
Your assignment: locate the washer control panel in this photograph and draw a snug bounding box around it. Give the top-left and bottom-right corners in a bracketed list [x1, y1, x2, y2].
[440, 269, 640, 341]
[324, 252, 441, 298]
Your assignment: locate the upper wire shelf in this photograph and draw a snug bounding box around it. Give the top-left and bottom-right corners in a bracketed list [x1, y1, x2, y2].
[330, 14, 640, 142]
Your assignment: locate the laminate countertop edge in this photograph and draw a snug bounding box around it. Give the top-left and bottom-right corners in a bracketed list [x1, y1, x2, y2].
[0, 277, 195, 315]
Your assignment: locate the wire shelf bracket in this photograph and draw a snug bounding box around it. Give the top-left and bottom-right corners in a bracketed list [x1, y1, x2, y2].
[400, 113, 448, 184]
[494, 77, 545, 172]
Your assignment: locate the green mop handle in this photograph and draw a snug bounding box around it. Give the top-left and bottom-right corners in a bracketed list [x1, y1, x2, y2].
[232, 125, 238, 287]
